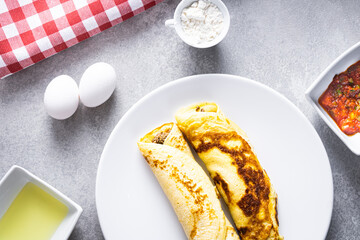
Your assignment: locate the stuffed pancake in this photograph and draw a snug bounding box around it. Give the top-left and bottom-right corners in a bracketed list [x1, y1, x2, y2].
[137, 123, 239, 240]
[175, 102, 283, 240]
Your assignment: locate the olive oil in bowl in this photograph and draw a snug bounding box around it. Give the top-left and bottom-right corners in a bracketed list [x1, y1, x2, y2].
[0, 182, 69, 240]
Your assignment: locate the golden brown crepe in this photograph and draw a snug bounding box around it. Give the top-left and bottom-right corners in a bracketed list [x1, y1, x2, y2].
[137, 123, 239, 240]
[176, 102, 283, 240]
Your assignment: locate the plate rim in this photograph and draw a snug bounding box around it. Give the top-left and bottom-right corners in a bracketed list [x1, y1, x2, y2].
[96, 74, 334, 239]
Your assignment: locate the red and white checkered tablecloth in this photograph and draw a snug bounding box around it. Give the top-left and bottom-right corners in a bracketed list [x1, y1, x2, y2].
[0, 0, 163, 79]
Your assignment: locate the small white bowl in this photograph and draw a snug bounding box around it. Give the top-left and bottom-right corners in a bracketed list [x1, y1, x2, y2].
[0, 165, 83, 239]
[305, 41, 360, 155]
[165, 0, 230, 48]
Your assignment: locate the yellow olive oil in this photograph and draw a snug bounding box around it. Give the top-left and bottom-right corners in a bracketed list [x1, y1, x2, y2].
[0, 182, 68, 240]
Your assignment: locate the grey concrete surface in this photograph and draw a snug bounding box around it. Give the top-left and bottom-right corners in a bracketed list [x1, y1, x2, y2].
[0, 0, 359, 239]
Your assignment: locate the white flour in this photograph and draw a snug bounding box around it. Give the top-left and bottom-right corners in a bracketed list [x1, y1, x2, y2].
[181, 1, 224, 44]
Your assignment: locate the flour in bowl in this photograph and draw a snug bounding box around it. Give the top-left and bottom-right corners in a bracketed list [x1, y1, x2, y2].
[181, 1, 224, 44]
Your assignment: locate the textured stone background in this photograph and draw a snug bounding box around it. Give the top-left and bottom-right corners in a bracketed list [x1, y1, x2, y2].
[1, 0, 359, 239]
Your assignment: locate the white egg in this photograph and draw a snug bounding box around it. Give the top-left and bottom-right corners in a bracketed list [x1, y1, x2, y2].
[79, 62, 116, 108]
[44, 75, 79, 120]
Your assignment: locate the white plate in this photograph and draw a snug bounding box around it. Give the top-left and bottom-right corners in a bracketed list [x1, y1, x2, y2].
[305, 41, 360, 155]
[96, 74, 333, 240]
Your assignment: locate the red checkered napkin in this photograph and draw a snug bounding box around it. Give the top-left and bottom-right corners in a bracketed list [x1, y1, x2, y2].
[0, 0, 163, 79]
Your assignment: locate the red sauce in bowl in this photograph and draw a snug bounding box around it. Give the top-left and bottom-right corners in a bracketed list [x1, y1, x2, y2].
[319, 60, 360, 135]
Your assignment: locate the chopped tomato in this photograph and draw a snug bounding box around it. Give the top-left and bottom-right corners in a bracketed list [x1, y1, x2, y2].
[319, 60, 360, 135]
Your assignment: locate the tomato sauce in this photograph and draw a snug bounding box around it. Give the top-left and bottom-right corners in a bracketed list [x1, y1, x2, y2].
[319, 60, 360, 135]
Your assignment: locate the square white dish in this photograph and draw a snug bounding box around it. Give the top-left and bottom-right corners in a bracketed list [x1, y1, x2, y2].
[305, 41, 360, 155]
[0, 165, 82, 240]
